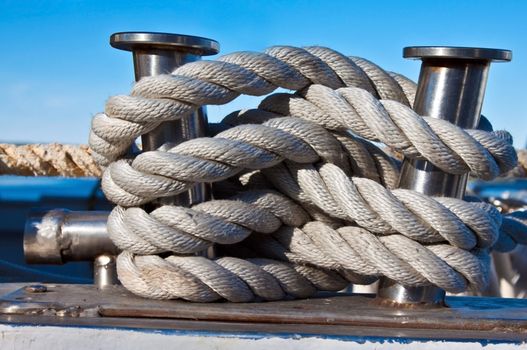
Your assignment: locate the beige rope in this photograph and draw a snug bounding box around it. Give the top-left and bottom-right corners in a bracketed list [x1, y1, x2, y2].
[90, 46, 523, 301]
[4, 45, 513, 302]
[261, 85, 516, 179]
[0, 143, 101, 177]
[89, 46, 411, 167]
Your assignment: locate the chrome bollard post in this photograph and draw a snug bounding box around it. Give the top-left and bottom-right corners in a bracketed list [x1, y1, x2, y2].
[23, 32, 220, 283]
[110, 32, 219, 207]
[111, 32, 219, 260]
[376, 46, 511, 306]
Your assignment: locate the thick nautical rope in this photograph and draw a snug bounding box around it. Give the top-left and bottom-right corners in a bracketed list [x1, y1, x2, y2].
[98, 80, 515, 206]
[0, 144, 100, 177]
[109, 161, 527, 295]
[112, 190, 357, 302]
[101, 116, 402, 206]
[117, 251, 350, 302]
[227, 192, 527, 293]
[107, 190, 311, 255]
[89, 45, 522, 302]
[99, 47, 412, 301]
[89, 46, 410, 167]
[99, 89, 515, 206]
[260, 85, 516, 179]
[265, 162, 502, 248]
[232, 226, 493, 293]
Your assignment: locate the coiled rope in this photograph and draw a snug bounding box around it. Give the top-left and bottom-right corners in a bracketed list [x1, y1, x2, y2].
[87, 45, 527, 301]
[5, 46, 526, 302]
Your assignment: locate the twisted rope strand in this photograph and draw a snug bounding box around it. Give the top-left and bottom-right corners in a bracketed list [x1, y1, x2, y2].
[259, 85, 516, 178]
[100, 90, 515, 207]
[221, 109, 402, 189]
[90, 46, 409, 167]
[262, 162, 501, 249]
[108, 190, 310, 255]
[239, 222, 489, 293]
[101, 117, 349, 206]
[117, 251, 348, 302]
[0, 144, 101, 177]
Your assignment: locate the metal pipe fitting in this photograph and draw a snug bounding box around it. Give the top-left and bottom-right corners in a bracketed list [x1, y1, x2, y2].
[24, 209, 115, 264]
[110, 32, 219, 207]
[94, 254, 119, 289]
[376, 46, 512, 306]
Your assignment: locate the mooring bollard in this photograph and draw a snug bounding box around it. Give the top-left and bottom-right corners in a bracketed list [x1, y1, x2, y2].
[110, 32, 219, 207]
[24, 44, 513, 301]
[23, 32, 220, 283]
[376, 46, 512, 306]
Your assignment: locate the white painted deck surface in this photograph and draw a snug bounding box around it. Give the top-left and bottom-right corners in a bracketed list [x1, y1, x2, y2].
[0, 324, 525, 350]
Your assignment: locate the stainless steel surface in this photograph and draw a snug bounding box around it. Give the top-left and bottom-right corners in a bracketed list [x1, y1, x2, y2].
[377, 46, 512, 305]
[24, 209, 116, 264]
[376, 279, 446, 307]
[398, 47, 511, 197]
[0, 283, 526, 342]
[94, 254, 118, 288]
[93, 254, 119, 289]
[404, 46, 512, 61]
[110, 32, 219, 55]
[110, 31, 219, 208]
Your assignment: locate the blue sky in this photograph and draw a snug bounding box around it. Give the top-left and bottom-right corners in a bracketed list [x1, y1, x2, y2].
[0, 0, 526, 146]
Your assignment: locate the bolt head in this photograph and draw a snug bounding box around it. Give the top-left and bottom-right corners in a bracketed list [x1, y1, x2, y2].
[25, 284, 47, 293]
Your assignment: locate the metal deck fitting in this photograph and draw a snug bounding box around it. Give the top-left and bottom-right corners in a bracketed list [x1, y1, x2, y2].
[110, 31, 218, 207]
[0, 283, 526, 348]
[377, 46, 512, 306]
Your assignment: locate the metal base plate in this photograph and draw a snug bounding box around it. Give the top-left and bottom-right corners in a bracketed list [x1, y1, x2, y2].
[1, 283, 526, 343]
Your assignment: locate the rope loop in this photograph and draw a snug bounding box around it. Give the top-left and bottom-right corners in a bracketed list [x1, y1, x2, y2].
[85, 45, 522, 301]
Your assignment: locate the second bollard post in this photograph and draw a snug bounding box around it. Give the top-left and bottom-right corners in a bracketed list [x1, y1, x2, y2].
[377, 46, 511, 306]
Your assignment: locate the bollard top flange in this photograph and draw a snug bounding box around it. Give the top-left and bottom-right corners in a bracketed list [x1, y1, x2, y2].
[404, 46, 512, 62]
[110, 32, 219, 56]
